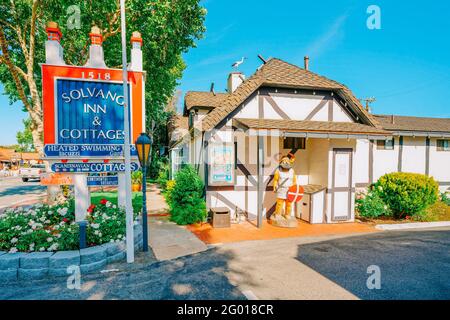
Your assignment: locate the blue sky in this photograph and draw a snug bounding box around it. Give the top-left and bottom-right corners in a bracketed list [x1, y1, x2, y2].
[1, 0, 449, 145]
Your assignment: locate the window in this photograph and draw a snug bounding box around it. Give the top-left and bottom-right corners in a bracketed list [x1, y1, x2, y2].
[283, 137, 306, 150]
[437, 139, 450, 151]
[377, 138, 394, 150]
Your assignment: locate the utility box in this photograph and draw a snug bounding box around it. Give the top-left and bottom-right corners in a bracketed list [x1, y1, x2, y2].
[211, 207, 231, 228]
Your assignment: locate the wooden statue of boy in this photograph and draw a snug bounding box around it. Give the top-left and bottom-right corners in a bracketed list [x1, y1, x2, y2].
[271, 153, 298, 227]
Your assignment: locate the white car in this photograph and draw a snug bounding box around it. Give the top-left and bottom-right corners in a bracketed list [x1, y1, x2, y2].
[19, 164, 47, 182]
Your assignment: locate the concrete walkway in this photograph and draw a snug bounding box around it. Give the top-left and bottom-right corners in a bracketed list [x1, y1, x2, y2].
[146, 183, 208, 261]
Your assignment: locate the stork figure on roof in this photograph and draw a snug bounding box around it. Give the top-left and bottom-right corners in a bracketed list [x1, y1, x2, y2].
[232, 57, 246, 69]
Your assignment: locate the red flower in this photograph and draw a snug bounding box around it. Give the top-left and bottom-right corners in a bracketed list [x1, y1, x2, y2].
[63, 218, 69, 223]
[87, 204, 96, 213]
[100, 198, 108, 205]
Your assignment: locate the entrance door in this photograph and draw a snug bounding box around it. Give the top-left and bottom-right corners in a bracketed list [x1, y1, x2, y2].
[331, 148, 353, 221]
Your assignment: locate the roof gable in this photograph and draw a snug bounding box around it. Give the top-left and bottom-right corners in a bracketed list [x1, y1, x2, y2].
[197, 58, 380, 131]
[183, 91, 229, 115]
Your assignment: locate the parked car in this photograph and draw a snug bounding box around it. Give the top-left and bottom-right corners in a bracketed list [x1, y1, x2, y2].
[19, 164, 46, 182]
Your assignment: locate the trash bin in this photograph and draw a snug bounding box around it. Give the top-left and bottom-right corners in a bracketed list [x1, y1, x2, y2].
[211, 207, 230, 228]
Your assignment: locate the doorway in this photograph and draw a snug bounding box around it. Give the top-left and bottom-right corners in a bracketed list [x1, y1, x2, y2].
[331, 148, 353, 221]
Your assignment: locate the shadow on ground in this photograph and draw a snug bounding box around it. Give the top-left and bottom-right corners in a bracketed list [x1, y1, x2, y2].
[296, 229, 450, 300]
[0, 185, 45, 197]
[0, 248, 247, 300]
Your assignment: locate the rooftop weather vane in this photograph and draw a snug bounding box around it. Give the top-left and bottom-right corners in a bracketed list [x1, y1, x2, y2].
[231, 57, 247, 69]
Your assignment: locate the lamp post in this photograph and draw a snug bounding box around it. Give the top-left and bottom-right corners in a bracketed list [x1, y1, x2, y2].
[135, 132, 152, 252]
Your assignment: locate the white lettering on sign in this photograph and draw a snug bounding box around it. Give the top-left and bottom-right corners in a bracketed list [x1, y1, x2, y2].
[58, 129, 125, 141]
[61, 87, 123, 105]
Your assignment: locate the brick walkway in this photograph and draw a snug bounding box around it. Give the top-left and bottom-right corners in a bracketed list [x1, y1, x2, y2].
[187, 220, 379, 244]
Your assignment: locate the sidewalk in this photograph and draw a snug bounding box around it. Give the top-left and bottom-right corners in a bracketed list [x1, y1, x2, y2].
[146, 183, 208, 261]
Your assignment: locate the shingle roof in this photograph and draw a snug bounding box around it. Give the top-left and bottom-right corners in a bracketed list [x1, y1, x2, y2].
[374, 114, 450, 133]
[233, 118, 390, 135]
[184, 91, 229, 115]
[198, 58, 380, 131]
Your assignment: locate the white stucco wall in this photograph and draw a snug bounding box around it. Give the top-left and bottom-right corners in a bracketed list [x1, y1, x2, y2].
[401, 137, 426, 175]
[372, 138, 400, 181]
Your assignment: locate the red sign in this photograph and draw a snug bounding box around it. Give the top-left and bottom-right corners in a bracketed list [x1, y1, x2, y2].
[40, 173, 73, 185]
[287, 185, 304, 203]
[41, 65, 145, 152]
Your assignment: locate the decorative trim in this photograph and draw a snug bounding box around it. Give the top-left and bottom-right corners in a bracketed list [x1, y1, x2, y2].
[355, 183, 370, 188]
[265, 95, 291, 120]
[425, 137, 430, 176]
[369, 140, 374, 184]
[398, 136, 403, 172]
[328, 97, 333, 122]
[304, 97, 328, 121]
[258, 94, 264, 118]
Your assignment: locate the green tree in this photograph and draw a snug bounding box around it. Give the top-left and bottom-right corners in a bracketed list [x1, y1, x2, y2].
[0, 0, 206, 154]
[16, 117, 35, 152]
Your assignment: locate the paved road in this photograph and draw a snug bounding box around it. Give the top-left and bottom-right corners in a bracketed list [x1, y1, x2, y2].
[1, 228, 448, 300]
[0, 176, 46, 210]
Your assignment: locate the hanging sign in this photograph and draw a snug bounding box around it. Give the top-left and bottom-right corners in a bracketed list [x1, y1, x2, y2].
[87, 175, 119, 186]
[42, 65, 145, 160]
[40, 173, 73, 185]
[44, 144, 137, 158]
[51, 162, 139, 173]
[208, 143, 235, 186]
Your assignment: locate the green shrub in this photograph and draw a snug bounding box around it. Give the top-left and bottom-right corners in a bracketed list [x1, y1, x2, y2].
[440, 192, 450, 206]
[164, 180, 176, 207]
[157, 162, 170, 190]
[355, 190, 391, 218]
[169, 165, 207, 225]
[375, 172, 439, 219]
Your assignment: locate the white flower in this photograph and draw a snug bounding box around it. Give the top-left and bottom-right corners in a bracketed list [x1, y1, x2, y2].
[378, 186, 383, 191]
[39, 247, 45, 252]
[47, 237, 53, 242]
[56, 233, 62, 238]
[44, 220, 50, 224]
[10, 237, 18, 244]
[91, 223, 100, 229]
[9, 247, 18, 253]
[94, 230, 100, 235]
[57, 207, 68, 216]
[39, 216, 46, 222]
[106, 201, 112, 208]
[112, 205, 117, 209]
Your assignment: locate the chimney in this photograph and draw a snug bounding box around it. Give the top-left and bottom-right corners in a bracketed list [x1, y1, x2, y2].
[129, 31, 143, 71]
[85, 26, 107, 68]
[391, 114, 395, 124]
[227, 72, 245, 93]
[304, 56, 309, 70]
[45, 21, 65, 65]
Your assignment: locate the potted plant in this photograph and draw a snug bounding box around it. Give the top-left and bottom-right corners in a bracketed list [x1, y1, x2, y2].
[131, 171, 143, 192]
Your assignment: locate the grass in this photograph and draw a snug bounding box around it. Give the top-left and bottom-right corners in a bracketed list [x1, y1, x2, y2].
[91, 191, 143, 213]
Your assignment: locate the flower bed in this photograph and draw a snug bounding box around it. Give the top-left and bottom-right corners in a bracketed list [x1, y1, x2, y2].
[0, 198, 137, 253]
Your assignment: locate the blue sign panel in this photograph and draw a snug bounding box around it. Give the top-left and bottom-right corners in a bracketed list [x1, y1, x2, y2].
[56, 79, 130, 145]
[44, 144, 137, 158]
[51, 162, 139, 173]
[87, 176, 119, 186]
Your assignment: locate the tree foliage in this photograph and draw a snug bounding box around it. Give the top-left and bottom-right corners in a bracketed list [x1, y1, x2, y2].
[0, 0, 206, 154]
[16, 117, 35, 152]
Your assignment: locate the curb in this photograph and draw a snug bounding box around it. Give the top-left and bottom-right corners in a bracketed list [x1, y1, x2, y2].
[0, 222, 144, 283]
[375, 221, 450, 230]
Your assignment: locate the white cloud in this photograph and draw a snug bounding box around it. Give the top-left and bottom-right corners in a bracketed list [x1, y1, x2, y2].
[305, 12, 349, 58]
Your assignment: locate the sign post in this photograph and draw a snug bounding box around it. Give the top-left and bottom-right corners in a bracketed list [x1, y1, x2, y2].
[41, 20, 145, 263]
[120, 0, 134, 263]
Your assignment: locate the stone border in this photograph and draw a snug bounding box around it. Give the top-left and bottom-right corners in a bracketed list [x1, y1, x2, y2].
[0, 223, 143, 283]
[375, 221, 450, 231]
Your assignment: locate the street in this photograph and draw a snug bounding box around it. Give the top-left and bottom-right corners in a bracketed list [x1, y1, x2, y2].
[0, 176, 46, 211]
[0, 228, 449, 300]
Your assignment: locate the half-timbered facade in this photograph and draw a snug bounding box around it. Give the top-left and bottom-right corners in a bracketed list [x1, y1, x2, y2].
[170, 58, 450, 227]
